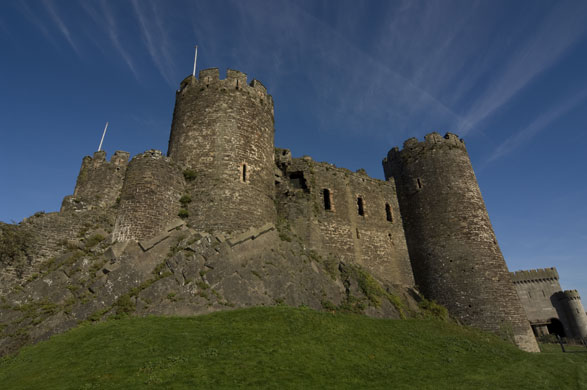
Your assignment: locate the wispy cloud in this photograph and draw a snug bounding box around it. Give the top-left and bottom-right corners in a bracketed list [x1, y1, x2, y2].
[16, 0, 60, 49]
[130, 0, 176, 87]
[80, 1, 140, 80]
[41, 0, 80, 55]
[222, 0, 462, 140]
[486, 88, 587, 163]
[457, 1, 587, 135]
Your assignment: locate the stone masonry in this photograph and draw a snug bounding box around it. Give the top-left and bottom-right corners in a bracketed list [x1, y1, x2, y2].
[512, 267, 587, 340]
[112, 150, 184, 242]
[5, 67, 586, 353]
[275, 150, 414, 287]
[167, 69, 276, 233]
[61, 150, 129, 212]
[383, 132, 539, 352]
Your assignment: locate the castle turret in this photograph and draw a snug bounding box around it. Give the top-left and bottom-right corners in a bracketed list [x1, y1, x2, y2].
[383, 132, 539, 352]
[167, 68, 276, 233]
[61, 150, 130, 211]
[560, 290, 587, 340]
[112, 150, 184, 242]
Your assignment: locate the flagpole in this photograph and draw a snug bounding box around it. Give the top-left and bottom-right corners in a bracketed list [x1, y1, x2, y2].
[192, 45, 198, 77]
[98, 122, 108, 152]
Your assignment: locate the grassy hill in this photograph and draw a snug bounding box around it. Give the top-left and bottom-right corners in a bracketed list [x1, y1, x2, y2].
[0, 306, 585, 389]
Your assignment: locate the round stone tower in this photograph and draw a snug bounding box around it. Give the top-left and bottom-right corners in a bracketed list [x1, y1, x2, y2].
[112, 150, 184, 242]
[167, 68, 276, 233]
[382, 132, 539, 352]
[560, 290, 587, 339]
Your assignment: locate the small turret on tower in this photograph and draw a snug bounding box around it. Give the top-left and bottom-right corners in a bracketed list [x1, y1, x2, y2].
[382, 132, 539, 352]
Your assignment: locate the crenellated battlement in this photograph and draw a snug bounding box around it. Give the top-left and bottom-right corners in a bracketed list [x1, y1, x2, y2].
[383, 132, 466, 163]
[511, 267, 560, 283]
[62, 149, 130, 212]
[176, 68, 274, 112]
[563, 289, 582, 300]
[82, 150, 130, 166]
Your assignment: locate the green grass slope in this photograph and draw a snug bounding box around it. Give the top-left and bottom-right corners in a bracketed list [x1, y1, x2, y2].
[0, 307, 585, 389]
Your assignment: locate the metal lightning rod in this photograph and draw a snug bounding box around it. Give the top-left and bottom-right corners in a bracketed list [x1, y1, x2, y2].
[97, 122, 109, 152]
[192, 45, 198, 77]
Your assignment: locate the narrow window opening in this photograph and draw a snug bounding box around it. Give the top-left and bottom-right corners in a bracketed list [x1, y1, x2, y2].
[356, 228, 360, 239]
[323, 189, 332, 210]
[416, 178, 422, 189]
[542, 290, 545, 297]
[385, 203, 393, 222]
[357, 197, 364, 216]
[242, 164, 247, 182]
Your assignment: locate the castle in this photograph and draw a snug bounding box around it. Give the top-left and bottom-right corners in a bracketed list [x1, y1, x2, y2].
[3, 68, 586, 354]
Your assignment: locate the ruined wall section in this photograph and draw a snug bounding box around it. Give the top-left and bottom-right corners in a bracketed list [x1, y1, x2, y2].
[383, 132, 539, 352]
[560, 290, 587, 339]
[167, 68, 276, 233]
[61, 151, 130, 212]
[112, 150, 184, 242]
[275, 149, 414, 286]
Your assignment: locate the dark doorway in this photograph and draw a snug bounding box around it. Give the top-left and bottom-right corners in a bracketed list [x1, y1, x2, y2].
[547, 318, 566, 337]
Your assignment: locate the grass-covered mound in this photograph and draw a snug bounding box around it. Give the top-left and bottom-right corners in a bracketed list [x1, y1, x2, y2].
[0, 306, 585, 389]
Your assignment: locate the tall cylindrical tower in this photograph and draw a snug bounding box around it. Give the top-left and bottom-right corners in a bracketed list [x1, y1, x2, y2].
[112, 150, 185, 242]
[167, 68, 276, 233]
[383, 132, 539, 352]
[560, 290, 587, 339]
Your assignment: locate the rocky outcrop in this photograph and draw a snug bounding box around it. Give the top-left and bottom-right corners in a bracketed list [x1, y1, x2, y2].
[0, 223, 421, 356]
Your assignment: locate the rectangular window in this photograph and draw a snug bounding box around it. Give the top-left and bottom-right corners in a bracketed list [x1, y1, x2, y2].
[357, 197, 365, 216]
[385, 203, 393, 222]
[323, 189, 332, 210]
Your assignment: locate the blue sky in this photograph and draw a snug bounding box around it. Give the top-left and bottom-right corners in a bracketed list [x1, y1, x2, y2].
[0, 0, 586, 299]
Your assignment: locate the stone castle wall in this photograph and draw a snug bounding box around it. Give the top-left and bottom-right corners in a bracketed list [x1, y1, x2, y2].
[275, 149, 414, 286]
[61, 150, 129, 212]
[112, 150, 184, 242]
[11, 66, 586, 352]
[167, 68, 276, 233]
[383, 132, 539, 352]
[511, 268, 563, 324]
